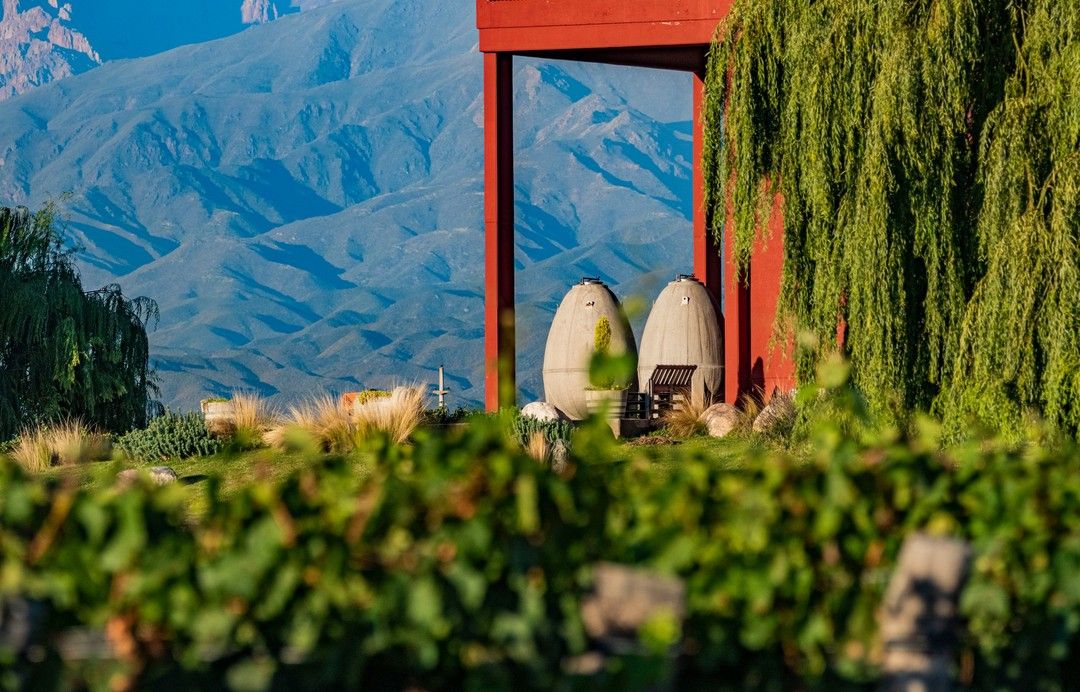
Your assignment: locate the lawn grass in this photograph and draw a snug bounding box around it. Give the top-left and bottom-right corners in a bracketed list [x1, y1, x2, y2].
[24, 426, 770, 521]
[38, 448, 374, 520]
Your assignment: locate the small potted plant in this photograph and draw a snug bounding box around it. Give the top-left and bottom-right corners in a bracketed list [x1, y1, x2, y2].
[584, 316, 635, 436]
[341, 389, 390, 415]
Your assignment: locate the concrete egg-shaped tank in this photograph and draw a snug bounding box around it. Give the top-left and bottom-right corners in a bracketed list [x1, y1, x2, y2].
[543, 278, 637, 420]
[638, 275, 724, 407]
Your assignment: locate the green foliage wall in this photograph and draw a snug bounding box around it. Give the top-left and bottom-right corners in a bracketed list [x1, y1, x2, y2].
[704, 0, 1080, 436]
[0, 205, 158, 438]
[5, 400, 1080, 688]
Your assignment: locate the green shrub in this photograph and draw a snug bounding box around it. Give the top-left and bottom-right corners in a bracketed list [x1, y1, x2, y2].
[511, 412, 574, 448]
[424, 406, 482, 426]
[594, 316, 612, 355]
[0, 417, 614, 689]
[115, 411, 223, 461]
[355, 389, 391, 407]
[5, 390, 1080, 689]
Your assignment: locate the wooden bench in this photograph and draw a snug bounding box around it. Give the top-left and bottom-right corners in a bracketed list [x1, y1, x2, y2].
[648, 364, 697, 416]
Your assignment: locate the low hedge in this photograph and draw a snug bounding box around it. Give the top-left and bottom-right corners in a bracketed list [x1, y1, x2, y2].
[2, 382, 1080, 689]
[114, 412, 224, 461]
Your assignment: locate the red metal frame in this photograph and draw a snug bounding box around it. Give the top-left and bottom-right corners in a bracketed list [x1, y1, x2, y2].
[477, 0, 791, 410]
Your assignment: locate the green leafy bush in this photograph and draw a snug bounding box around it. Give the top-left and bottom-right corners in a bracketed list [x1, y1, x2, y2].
[4, 389, 1080, 689]
[115, 412, 223, 461]
[588, 317, 635, 391]
[511, 412, 574, 448]
[355, 389, 390, 407]
[424, 406, 482, 426]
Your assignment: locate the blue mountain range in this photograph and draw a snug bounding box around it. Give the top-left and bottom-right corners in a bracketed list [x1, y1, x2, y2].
[0, 0, 694, 408]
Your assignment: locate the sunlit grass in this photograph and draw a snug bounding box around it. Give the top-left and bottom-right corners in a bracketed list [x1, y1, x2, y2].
[11, 421, 111, 471]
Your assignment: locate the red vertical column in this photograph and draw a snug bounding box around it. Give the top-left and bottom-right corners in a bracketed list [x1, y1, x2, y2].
[484, 52, 516, 412]
[723, 221, 752, 405]
[692, 71, 722, 301]
[695, 70, 739, 404]
[752, 197, 795, 398]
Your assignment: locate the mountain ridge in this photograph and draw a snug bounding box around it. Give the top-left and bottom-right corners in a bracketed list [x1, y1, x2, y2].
[0, 0, 341, 100]
[0, 0, 694, 408]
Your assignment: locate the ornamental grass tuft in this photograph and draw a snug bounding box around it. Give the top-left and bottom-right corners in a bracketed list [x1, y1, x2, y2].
[11, 420, 111, 471]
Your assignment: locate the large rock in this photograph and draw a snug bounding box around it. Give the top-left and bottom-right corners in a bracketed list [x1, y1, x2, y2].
[551, 439, 571, 475]
[700, 403, 741, 438]
[752, 392, 796, 436]
[521, 402, 564, 423]
[118, 466, 179, 487]
[201, 399, 236, 437]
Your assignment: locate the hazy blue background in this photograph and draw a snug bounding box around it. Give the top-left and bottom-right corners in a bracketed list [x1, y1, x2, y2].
[0, 0, 694, 408]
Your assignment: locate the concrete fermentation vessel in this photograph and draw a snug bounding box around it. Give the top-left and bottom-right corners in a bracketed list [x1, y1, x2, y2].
[638, 275, 724, 407]
[543, 279, 637, 420]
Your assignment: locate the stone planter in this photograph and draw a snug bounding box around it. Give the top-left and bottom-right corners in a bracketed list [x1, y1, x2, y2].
[585, 389, 629, 437]
[200, 399, 235, 437]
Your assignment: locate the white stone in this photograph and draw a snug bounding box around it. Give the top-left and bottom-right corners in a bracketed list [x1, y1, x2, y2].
[700, 403, 741, 438]
[118, 466, 179, 487]
[521, 401, 563, 423]
[752, 392, 796, 435]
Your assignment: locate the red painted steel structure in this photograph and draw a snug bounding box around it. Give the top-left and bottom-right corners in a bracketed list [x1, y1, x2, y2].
[477, 0, 794, 411]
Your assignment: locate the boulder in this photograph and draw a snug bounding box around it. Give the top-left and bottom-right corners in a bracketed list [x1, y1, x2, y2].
[551, 439, 571, 475]
[521, 402, 563, 423]
[752, 392, 796, 436]
[118, 466, 179, 487]
[700, 403, 741, 438]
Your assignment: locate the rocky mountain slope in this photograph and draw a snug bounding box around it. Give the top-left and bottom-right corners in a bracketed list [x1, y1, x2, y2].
[0, 0, 100, 100]
[0, 0, 336, 100]
[0, 0, 693, 408]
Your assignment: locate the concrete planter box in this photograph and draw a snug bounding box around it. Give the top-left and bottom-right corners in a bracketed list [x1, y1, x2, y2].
[200, 399, 235, 437]
[585, 389, 628, 437]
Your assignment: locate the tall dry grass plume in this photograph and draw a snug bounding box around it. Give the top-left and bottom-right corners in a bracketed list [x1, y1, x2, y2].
[11, 428, 50, 471]
[231, 391, 280, 448]
[526, 431, 551, 464]
[266, 395, 353, 453]
[11, 421, 112, 471]
[736, 392, 765, 431]
[353, 386, 426, 446]
[661, 393, 709, 438]
[266, 386, 427, 453]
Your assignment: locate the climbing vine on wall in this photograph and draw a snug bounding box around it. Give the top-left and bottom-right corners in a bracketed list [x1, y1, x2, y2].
[704, 0, 1080, 437]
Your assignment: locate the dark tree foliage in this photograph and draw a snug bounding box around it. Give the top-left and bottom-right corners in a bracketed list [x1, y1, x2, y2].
[705, 0, 1079, 438]
[0, 205, 158, 439]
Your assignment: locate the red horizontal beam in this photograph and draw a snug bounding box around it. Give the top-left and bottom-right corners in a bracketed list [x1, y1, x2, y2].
[476, 0, 731, 53]
[480, 22, 720, 53]
[477, 0, 730, 29]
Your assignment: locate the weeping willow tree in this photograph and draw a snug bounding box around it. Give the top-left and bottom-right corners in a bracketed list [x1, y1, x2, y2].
[0, 205, 159, 440]
[705, 0, 1080, 437]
